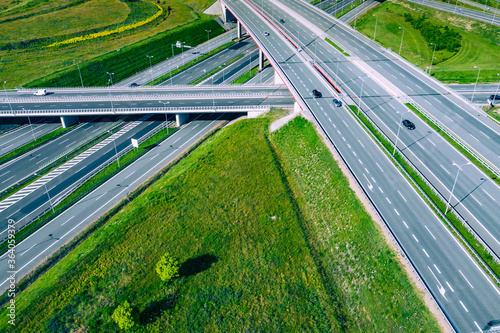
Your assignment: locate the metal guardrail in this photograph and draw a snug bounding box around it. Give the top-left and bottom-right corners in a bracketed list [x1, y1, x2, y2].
[0, 105, 283, 116]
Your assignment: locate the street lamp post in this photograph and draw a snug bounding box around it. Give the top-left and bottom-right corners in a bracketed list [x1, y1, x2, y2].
[108, 130, 120, 168]
[398, 27, 405, 55]
[493, 73, 500, 105]
[471, 65, 481, 102]
[22, 108, 36, 142]
[73, 60, 84, 88]
[358, 78, 365, 115]
[205, 29, 211, 41]
[429, 43, 437, 75]
[373, 15, 378, 41]
[445, 162, 471, 214]
[159, 101, 170, 134]
[107, 72, 114, 86]
[147, 55, 154, 83]
[3, 81, 14, 114]
[39, 180, 55, 214]
[393, 110, 410, 155]
[107, 78, 114, 113]
[492, 3, 498, 24]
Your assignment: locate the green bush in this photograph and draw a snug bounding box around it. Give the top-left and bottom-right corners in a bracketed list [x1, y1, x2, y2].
[112, 301, 135, 330]
[155, 253, 180, 282]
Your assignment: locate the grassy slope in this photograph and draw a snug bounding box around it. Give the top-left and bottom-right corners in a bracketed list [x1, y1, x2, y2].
[1, 114, 339, 332]
[0, 0, 128, 44]
[0, 112, 440, 332]
[354, 0, 500, 83]
[0, 0, 212, 87]
[270, 116, 440, 332]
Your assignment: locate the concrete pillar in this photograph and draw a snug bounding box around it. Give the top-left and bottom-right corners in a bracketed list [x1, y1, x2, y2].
[60, 115, 79, 128]
[274, 69, 284, 85]
[293, 102, 301, 113]
[259, 49, 264, 71]
[237, 21, 242, 38]
[248, 109, 267, 118]
[175, 113, 189, 127]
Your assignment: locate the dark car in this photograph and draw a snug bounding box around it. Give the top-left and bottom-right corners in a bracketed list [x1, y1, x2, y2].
[312, 89, 322, 98]
[402, 119, 415, 130]
[130, 83, 139, 87]
[490, 95, 500, 101]
[280, 19, 285, 24]
[332, 98, 342, 107]
[263, 31, 270, 36]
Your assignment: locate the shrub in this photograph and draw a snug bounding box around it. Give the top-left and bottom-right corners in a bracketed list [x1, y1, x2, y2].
[112, 301, 135, 330]
[155, 253, 180, 282]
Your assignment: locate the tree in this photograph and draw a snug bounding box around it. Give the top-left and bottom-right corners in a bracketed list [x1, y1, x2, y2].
[156, 253, 180, 282]
[112, 301, 135, 330]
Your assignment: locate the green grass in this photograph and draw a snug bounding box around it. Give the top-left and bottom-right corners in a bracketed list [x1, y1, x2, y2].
[0, 125, 67, 165]
[1, 0, 217, 88]
[335, 0, 361, 18]
[311, 0, 325, 5]
[0, 112, 440, 332]
[323, 0, 342, 11]
[484, 105, 500, 123]
[25, 19, 225, 88]
[270, 115, 440, 332]
[347, 104, 500, 285]
[353, 0, 500, 83]
[325, 37, 350, 56]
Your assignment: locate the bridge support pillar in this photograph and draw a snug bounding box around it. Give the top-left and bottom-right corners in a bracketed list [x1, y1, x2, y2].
[176, 113, 189, 127]
[237, 21, 242, 38]
[294, 102, 301, 113]
[273, 69, 284, 85]
[60, 115, 79, 128]
[259, 49, 264, 71]
[248, 109, 267, 118]
[221, 3, 236, 23]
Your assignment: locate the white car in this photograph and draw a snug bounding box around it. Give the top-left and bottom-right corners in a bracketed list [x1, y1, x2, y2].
[263, 31, 269, 36]
[34, 89, 47, 96]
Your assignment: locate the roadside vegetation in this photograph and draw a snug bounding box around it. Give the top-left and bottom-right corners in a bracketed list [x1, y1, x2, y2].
[0, 0, 223, 87]
[0, 112, 440, 332]
[335, 0, 362, 18]
[353, 0, 500, 83]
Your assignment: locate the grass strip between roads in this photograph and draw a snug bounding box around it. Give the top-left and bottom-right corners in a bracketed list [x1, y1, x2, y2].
[325, 37, 350, 56]
[230, 61, 269, 85]
[0, 125, 71, 166]
[335, 0, 362, 18]
[0, 111, 439, 332]
[347, 104, 500, 284]
[323, 0, 343, 11]
[146, 41, 236, 86]
[405, 103, 500, 187]
[0, 126, 177, 255]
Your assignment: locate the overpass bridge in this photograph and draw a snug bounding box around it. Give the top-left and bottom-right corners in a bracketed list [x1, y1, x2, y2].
[1, 85, 294, 127]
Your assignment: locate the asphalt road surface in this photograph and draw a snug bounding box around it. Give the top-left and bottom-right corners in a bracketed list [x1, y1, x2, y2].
[0, 113, 230, 294]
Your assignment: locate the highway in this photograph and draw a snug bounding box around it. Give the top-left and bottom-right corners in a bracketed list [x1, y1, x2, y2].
[222, 0, 500, 330]
[404, 0, 500, 26]
[0, 118, 60, 158]
[0, 113, 230, 294]
[267, 0, 500, 258]
[201, 48, 261, 84]
[0, 115, 164, 240]
[0, 116, 122, 192]
[246, 66, 275, 84]
[158, 38, 256, 85]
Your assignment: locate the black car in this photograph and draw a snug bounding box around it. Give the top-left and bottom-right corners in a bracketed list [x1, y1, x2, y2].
[402, 119, 415, 130]
[263, 31, 270, 36]
[332, 98, 342, 107]
[130, 83, 139, 87]
[280, 19, 285, 24]
[490, 95, 500, 101]
[312, 89, 322, 98]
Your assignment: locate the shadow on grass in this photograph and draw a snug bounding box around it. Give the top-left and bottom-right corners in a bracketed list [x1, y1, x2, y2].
[139, 293, 176, 324]
[180, 254, 218, 278]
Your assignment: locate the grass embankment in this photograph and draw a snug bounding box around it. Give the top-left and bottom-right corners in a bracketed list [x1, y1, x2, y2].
[484, 105, 500, 123]
[325, 37, 350, 56]
[146, 41, 236, 86]
[25, 19, 225, 88]
[353, 0, 500, 83]
[335, 0, 362, 18]
[0, 112, 440, 332]
[0, 125, 176, 255]
[1, 0, 220, 88]
[347, 104, 500, 284]
[0, 125, 67, 165]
